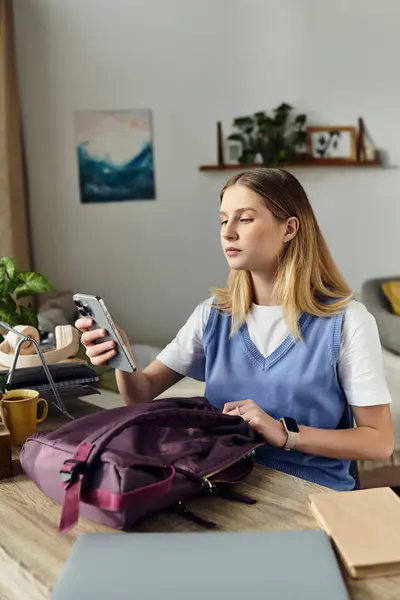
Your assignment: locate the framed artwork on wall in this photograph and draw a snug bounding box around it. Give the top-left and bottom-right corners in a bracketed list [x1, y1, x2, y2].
[74, 109, 156, 203]
[306, 126, 357, 162]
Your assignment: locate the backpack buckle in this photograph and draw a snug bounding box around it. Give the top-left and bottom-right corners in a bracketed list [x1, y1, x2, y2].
[59, 459, 86, 487]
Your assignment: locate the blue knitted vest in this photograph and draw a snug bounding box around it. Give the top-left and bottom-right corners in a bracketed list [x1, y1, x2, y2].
[200, 308, 354, 491]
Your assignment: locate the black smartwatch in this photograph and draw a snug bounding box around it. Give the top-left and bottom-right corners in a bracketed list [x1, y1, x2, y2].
[279, 417, 300, 451]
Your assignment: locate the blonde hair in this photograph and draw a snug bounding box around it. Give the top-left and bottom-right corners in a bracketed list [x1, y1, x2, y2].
[211, 168, 354, 339]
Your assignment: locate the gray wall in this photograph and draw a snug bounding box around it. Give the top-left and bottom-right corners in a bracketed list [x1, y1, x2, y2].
[13, 0, 400, 346]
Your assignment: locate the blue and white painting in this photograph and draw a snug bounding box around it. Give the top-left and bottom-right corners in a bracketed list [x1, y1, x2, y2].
[75, 109, 156, 203]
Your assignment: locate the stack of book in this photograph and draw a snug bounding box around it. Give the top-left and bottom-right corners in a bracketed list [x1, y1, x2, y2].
[0, 360, 100, 400]
[310, 487, 400, 578]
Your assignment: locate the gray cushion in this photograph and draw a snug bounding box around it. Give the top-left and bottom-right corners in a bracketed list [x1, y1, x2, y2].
[361, 277, 400, 355]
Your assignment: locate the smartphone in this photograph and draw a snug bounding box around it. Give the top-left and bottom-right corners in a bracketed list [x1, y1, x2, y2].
[73, 293, 136, 373]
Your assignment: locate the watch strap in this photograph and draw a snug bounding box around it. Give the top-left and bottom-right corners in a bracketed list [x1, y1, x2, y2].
[280, 417, 299, 451]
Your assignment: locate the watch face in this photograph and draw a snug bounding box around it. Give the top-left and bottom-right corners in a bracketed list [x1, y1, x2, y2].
[283, 417, 299, 433]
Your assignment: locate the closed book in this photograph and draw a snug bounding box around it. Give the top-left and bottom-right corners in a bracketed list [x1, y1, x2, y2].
[309, 487, 400, 578]
[0, 360, 98, 389]
[31, 376, 99, 393]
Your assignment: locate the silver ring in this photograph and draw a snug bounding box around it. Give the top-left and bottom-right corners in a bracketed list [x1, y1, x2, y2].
[235, 406, 241, 417]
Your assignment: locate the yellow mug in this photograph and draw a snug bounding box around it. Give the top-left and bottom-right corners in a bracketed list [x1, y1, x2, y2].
[0, 389, 48, 446]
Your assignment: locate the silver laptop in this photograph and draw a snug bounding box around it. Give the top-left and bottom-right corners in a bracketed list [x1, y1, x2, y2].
[51, 529, 349, 600]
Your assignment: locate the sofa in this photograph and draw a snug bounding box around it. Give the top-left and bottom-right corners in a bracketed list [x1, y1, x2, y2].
[361, 277, 400, 355]
[361, 278, 400, 451]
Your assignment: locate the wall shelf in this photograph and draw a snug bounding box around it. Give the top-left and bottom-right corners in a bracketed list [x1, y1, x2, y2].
[199, 158, 382, 171]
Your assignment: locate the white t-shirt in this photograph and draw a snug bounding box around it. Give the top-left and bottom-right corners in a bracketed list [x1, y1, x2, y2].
[156, 299, 392, 408]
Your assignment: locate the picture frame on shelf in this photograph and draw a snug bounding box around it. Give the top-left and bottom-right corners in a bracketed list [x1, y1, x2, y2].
[224, 139, 243, 165]
[306, 126, 357, 162]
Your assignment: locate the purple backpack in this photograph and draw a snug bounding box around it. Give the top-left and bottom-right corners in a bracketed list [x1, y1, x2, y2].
[20, 397, 264, 532]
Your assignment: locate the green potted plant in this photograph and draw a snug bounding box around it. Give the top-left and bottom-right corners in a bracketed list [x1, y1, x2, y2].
[0, 256, 52, 343]
[228, 103, 307, 167]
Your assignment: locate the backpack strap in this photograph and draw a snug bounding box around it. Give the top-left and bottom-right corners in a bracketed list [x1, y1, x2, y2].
[58, 442, 96, 533]
[59, 456, 175, 533]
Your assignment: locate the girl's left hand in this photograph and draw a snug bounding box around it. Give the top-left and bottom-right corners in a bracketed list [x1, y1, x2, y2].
[223, 399, 287, 448]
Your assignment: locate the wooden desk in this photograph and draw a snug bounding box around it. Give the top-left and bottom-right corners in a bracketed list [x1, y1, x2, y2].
[0, 398, 399, 600]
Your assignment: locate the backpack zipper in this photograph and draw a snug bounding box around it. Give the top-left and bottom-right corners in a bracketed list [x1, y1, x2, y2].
[174, 445, 261, 492]
[174, 465, 216, 491]
[202, 446, 261, 484]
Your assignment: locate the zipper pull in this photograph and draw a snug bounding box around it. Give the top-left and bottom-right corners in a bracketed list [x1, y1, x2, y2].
[202, 476, 215, 492]
[236, 449, 256, 463]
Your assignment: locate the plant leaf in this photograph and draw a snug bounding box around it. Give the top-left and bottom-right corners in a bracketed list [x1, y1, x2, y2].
[292, 130, 307, 145]
[274, 102, 292, 113]
[14, 272, 52, 299]
[0, 256, 17, 280]
[0, 300, 19, 326]
[253, 111, 267, 120]
[19, 304, 39, 328]
[233, 116, 253, 128]
[0, 296, 17, 318]
[227, 133, 245, 143]
[294, 114, 307, 127]
[231, 104, 308, 166]
[0, 265, 9, 298]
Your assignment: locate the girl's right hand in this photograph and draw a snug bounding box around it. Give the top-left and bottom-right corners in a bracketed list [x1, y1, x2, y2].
[75, 317, 121, 366]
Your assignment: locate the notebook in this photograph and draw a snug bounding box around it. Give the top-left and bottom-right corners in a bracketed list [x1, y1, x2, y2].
[310, 487, 400, 578]
[0, 360, 99, 392]
[50, 529, 349, 600]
